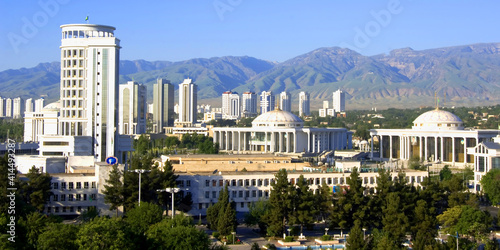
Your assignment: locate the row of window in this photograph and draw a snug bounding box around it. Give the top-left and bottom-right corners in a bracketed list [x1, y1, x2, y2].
[63, 49, 84, 58]
[62, 69, 84, 78]
[52, 181, 96, 190]
[62, 89, 84, 98]
[204, 190, 269, 199]
[62, 79, 84, 88]
[51, 193, 96, 202]
[63, 59, 84, 68]
[197, 202, 252, 210]
[46, 205, 96, 214]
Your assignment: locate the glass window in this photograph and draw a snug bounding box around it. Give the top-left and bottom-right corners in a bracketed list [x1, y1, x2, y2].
[212, 191, 217, 199]
[68, 194, 73, 201]
[186, 180, 191, 187]
[92, 182, 96, 189]
[52, 182, 58, 189]
[69, 182, 74, 189]
[84, 182, 89, 189]
[76, 182, 81, 189]
[53, 194, 58, 201]
[76, 194, 81, 201]
[205, 191, 209, 199]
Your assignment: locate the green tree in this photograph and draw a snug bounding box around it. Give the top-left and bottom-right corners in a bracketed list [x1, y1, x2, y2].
[19, 166, 52, 212]
[103, 164, 124, 216]
[346, 219, 366, 250]
[439, 165, 453, 181]
[314, 183, 332, 226]
[37, 223, 78, 250]
[19, 211, 50, 249]
[264, 169, 292, 237]
[411, 200, 438, 250]
[76, 216, 135, 250]
[437, 205, 492, 240]
[290, 175, 315, 234]
[381, 193, 409, 248]
[218, 201, 237, 236]
[480, 168, 500, 205]
[244, 199, 269, 233]
[146, 217, 211, 250]
[125, 202, 163, 235]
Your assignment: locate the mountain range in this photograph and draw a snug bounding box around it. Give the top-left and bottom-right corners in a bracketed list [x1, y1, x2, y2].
[2, 43, 500, 109]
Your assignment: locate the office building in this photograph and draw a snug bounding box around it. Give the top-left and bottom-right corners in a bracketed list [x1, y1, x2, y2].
[222, 91, 240, 120]
[333, 89, 345, 113]
[153, 78, 175, 133]
[119, 81, 147, 135]
[242, 92, 258, 117]
[298, 91, 310, 117]
[178, 78, 197, 124]
[260, 91, 275, 114]
[279, 91, 291, 112]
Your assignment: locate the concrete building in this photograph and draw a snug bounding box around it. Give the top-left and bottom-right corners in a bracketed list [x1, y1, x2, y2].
[58, 24, 128, 162]
[370, 109, 500, 167]
[178, 78, 197, 124]
[118, 81, 147, 135]
[213, 109, 352, 154]
[242, 92, 258, 117]
[299, 91, 310, 117]
[260, 91, 275, 114]
[35, 98, 45, 113]
[13, 97, 24, 119]
[153, 78, 174, 133]
[333, 89, 345, 113]
[0, 97, 5, 117]
[24, 101, 59, 142]
[221, 91, 240, 120]
[279, 91, 291, 112]
[467, 135, 500, 192]
[25, 98, 34, 113]
[5, 98, 12, 117]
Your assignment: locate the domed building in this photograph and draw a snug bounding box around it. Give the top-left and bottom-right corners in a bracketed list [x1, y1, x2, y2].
[213, 109, 352, 154]
[369, 108, 500, 166]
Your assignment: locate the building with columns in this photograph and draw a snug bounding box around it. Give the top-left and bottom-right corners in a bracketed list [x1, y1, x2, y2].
[467, 135, 500, 192]
[370, 109, 500, 166]
[213, 109, 352, 154]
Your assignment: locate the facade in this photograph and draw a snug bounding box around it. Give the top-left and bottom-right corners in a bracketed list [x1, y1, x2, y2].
[118, 81, 147, 135]
[279, 91, 291, 112]
[35, 98, 45, 112]
[24, 102, 59, 142]
[221, 91, 240, 120]
[298, 91, 310, 117]
[467, 135, 500, 192]
[242, 92, 258, 117]
[59, 24, 122, 162]
[333, 89, 345, 113]
[153, 78, 174, 133]
[0, 97, 4, 117]
[370, 109, 500, 166]
[178, 78, 197, 124]
[13, 97, 24, 119]
[260, 91, 275, 114]
[204, 112, 222, 122]
[5, 98, 12, 117]
[213, 109, 352, 154]
[25, 98, 34, 113]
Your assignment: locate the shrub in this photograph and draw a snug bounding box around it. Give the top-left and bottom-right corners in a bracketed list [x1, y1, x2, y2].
[321, 234, 332, 241]
[284, 236, 294, 242]
[212, 232, 220, 239]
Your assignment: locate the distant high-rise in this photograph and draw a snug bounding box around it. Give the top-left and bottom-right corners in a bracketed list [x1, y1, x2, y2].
[34, 98, 44, 113]
[0, 97, 5, 117]
[299, 91, 310, 117]
[119, 81, 147, 135]
[222, 91, 240, 120]
[13, 97, 23, 119]
[5, 98, 13, 118]
[59, 24, 121, 161]
[241, 92, 257, 117]
[260, 91, 275, 114]
[333, 89, 345, 113]
[323, 101, 329, 109]
[178, 78, 197, 124]
[153, 78, 174, 133]
[25, 98, 34, 113]
[279, 91, 291, 112]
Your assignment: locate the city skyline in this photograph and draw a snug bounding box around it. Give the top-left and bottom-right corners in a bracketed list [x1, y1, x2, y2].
[2, 1, 500, 71]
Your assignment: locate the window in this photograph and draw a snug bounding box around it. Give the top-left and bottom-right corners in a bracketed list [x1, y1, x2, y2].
[238, 180, 243, 186]
[205, 191, 209, 199]
[83, 194, 87, 201]
[212, 191, 217, 199]
[52, 182, 58, 189]
[77, 206, 81, 212]
[69, 182, 74, 189]
[55, 207, 59, 213]
[47, 207, 51, 213]
[259, 190, 263, 197]
[68, 194, 73, 201]
[62, 207, 67, 213]
[241, 202, 244, 208]
[91, 182, 96, 189]
[76, 194, 81, 201]
[252, 190, 257, 197]
[70, 207, 74, 212]
[205, 180, 210, 187]
[84, 182, 89, 189]
[186, 180, 191, 187]
[245, 179, 250, 186]
[245, 191, 250, 198]
[53, 194, 58, 201]
[219, 180, 223, 186]
[232, 191, 237, 198]
[76, 182, 81, 189]
[177, 180, 184, 187]
[212, 180, 217, 187]
[251, 179, 256, 186]
[91, 194, 96, 201]
[61, 194, 66, 201]
[239, 191, 243, 198]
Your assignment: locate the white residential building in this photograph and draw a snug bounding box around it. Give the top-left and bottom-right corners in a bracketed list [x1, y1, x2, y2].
[333, 89, 345, 113]
[5, 98, 12, 117]
[260, 91, 275, 114]
[242, 92, 258, 117]
[222, 91, 240, 120]
[279, 91, 291, 112]
[35, 98, 45, 113]
[25, 98, 34, 113]
[0, 97, 4, 117]
[178, 78, 197, 124]
[13, 97, 24, 119]
[153, 78, 175, 133]
[119, 81, 147, 135]
[298, 91, 310, 117]
[24, 102, 59, 142]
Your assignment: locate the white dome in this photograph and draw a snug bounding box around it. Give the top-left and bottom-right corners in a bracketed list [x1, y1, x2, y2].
[252, 109, 303, 128]
[43, 101, 61, 111]
[412, 109, 463, 130]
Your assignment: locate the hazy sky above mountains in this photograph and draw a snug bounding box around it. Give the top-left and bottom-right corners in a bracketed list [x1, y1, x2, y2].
[1, 0, 499, 71]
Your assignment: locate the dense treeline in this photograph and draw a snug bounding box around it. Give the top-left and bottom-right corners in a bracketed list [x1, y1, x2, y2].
[245, 167, 499, 249]
[0, 119, 23, 142]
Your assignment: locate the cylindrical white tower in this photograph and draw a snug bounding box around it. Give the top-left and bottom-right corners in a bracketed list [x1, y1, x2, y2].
[59, 24, 120, 161]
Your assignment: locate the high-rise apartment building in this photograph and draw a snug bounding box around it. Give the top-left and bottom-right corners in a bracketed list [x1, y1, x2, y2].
[153, 78, 174, 133]
[13, 97, 24, 119]
[279, 91, 291, 112]
[34, 98, 45, 113]
[333, 89, 345, 113]
[298, 91, 310, 117]
[260, 91, 275, 114]
[59, 24, 121, 161]
[119, 81, 147, 135]
[178, 78, 197, 124]
[5, 98, 13, 118]
[0, 97, 5, 117]
[222, 91, 240, 120]
[25, 98, 34, 113]
[241, 92, 257, 117]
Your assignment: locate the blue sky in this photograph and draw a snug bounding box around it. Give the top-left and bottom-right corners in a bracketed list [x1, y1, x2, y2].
[0, 0, 499, 71]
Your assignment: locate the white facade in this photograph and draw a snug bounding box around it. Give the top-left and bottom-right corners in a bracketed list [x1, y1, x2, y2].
[118, 81, 147, 135]
[299, 91, 310, 117]
[319, 108, 335, 117]
[213, 109, 352, 154]
[0, 97, 4, 117]
[23, 103, 59, 142]
[333, 89, 345, 113]
[178, 78, 197, 124]
[5, 98, 12, 117]
[242, 92, 257, 117]
[13, 97, 23, 119]
[35, 98, 45, 112]
[260, 91, 275, 114]
[25, 98, 34, 113]
[222, 91, 240, 120]
[153, 78, 174, 133]
[467, 135, 500, 192]
[279, 91, 291, 112]
[59, 24, 121, 162]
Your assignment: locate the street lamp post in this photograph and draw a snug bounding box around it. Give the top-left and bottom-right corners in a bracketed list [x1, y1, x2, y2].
[287, 228, 291, 237]
[129, 169, 151, 206]
[232, 231, 236, 245]
[157, 187, 181, 218]
[325, 228, 329, 235]
[362, 228, 367, 240]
